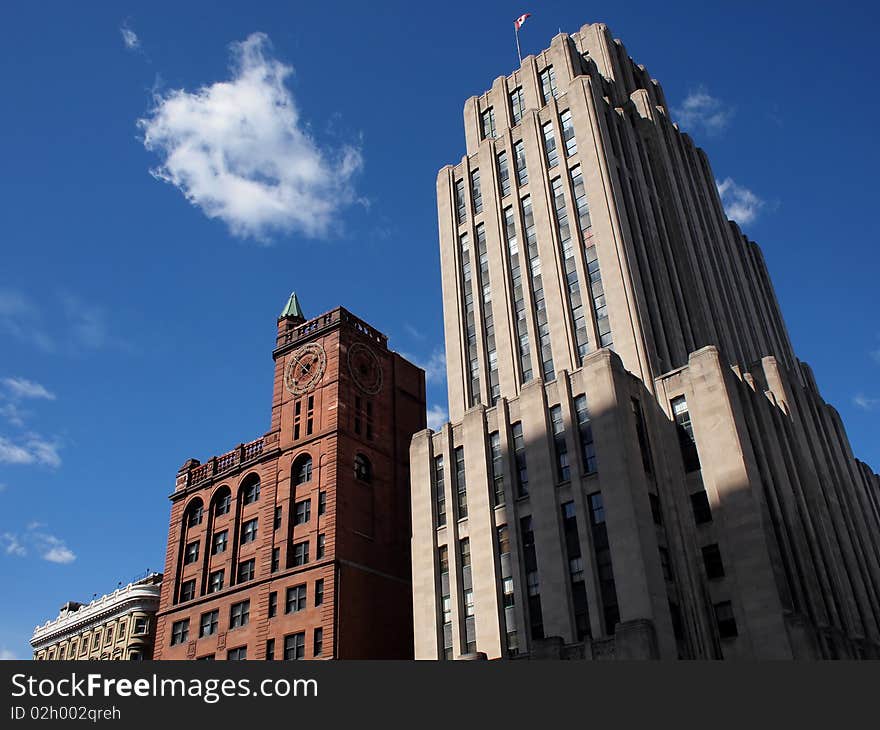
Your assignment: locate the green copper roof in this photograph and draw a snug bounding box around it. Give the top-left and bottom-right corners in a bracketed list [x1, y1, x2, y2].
[280, 291, 304, 320]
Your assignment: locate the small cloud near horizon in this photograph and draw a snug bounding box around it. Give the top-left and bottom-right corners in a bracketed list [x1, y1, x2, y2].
[716, 177, 765, 225]
[674, 86, 733, 136]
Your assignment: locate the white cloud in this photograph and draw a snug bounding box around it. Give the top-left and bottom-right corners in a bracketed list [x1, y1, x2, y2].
[0, 648, 17, 660]
[0, 288, 54, 352]
[403, 348, 446, 384]
[121, 24, 140, 50]
[674, 87, 732, 135]
[716, 177, 765, 225]
[2, 533, 26, 557]
[2, 525, 76, 564]
[0, 435, 61, 468]
[2, 377, 55, 401]
[426, 404, 448, 431]
[138, 32, 363, 240]
[854, 394, 880, 411]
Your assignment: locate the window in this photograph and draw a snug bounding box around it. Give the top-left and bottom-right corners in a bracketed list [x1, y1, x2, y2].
[454, 447, 467, 519]
[702, 544, 725, 580]
[237, 559, 255, 582]
[293, 455, 312, 486]
[522, 195, 554, 381]
[227, 646, 247, 661]
[293, 541, 309, 566]
[574, 395, 597, 473]
[271, 547, 280, 573]
[551, 176, 589, 361]
[672, 397, 700, 472]
[714, 601, 738, 638]
[265, 639, 275, 661]
[179, 579, 196, 602]
[570, 166, 592, 231]
[315, 578, 324, 606]
[212, 530, 228, 555]
[460, 231, 480, 406]
[511, 422, 529, 497]
[497, 150, 511, 197]
[170, 619, 189, 646]
[274, 505, 282, 531]
[520, 516, 544, 640]
[481, 107, 496, 139]
[284, 633, 306, 660]
[354, 453, 372, 483]
[631, 398, 653, 474]
[470, 169, 482, 214]
[433, 455, 446, 527]
[649, 493, 663, 525]
[230, 600, 250, 629]
[497, 524, 510, 555]
[513, 140, 528, 186]
[105, 627, 113, 645]
[460, 537, 471, 569]
[542, 121, 559, 168]
[196, 654, 215, 661]
[659, 546, 673, 582]
[314, 627, 323, 657]
[318, 490, 327, 516]
[184, 540, 199, 565]
[455, 178, 467, 224]
[208, 569, 224, 594]
[241, 518, 258, 544]
[187, 504, 203, 527]
[317, 533, 326, 559]
[199, 610, 219, 638]
[560, 109, 577, 156]
[294, 499, 311, 525]
[268, 591, 278, 618]
[134, 618, 148, 635]
[690, 491, 712, 524]
[489, 432, 505, 506]
[550, 405, 570, 482]
[286, 584, 307, 613]
[510, 86, 526, 124]
[504, 206, 532, 383]
[589, 492, 620, 635]
[539, 65, 558, 103]
[215, 492, 231, 516]
[464, 589, 475, 617]
[242, 478, 260, 505]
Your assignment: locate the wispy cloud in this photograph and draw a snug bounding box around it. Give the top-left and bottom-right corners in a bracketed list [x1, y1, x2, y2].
[2, 377, 55, 401]
[854, 394, 880, 411]
[138, 32, 363, 241]
[0, 289, 54, 352]
[716, 177, 765, 225]
[0, 434, 61, 468]
[426, 404, 448, 431]
[120, 23, 140, 50]
[1, 524, 76, 564]
[674, 86, 733, 135]
[403, 348, 446, 384]
[0, 648, 17, 660]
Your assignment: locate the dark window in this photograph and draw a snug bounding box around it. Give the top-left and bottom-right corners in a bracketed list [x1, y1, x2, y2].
[672, 397, 700, 472]
[230, 600, 250, 629]
[589, 492, 620, 635]
[318, 490, 327, 516]
[434, 454, 446, 527]
[199, 610, 219, 637]
[187, 504, 203, 527]
[294, 499, 311, 525]
[510, 87, 525, 125]
[265, 639, 275, 661]
[471, 169, 482, 214]
[690, 491, 713, 524]
[497, 151, 511, 198]
[208, 569, 224, 594]
[455, 178, 467, 224]
[520, 516, 544, 640]
[215, 492, 231, 516]
[631, 398, 653, 474]
[227, 646, 247, 661]
[649, 493, 663, 525]
[268, 591, 277, 618]
[489, 432, 505, 506]
[354, 453, 372, 483]
[497, 524, 510, 555]
[542, 121, 559, 168]
[293, 541, 309, 566]
[315, 578, 324, 606]
[179, 579, 196, 602]
[560, 109, 577, 156]
[271, 547, 280, 573]
[284, 633, 305, 660]
[274, 505, 282, 531]
[293, 455, 312, 485]
[460, 537, 471, 569]
[242, 478, 260, 505]
[714, 601, 738, 638]
[314, 627, 324, 657]
[511, 422, 528, 497]
[574, 395, 597, 473]
[659, 546, 673, 581]
[317, 533, 326, 559]
[237, 559, 255, 583]
[481, 107, 496, 139]
[170, 619, 188, 646]
[702, 544, 725, 580]
[539, 66, 558, 103]
[212, 530, 228, 555]
[550, 405, 570, 482]
[513, 140, 528, 186]
[196, 654, 215, 661]
[286, 584, 307, 614]
[184, 541, 199, 565]
[241, 518, 258, 544]
[454, 446, 467, 519]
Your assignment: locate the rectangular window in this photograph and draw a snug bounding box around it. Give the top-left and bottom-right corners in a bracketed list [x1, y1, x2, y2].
[170, 619, 188, 646]
[551, 176, 589, 361]
[550, 405, 570, 482]
[454, 446, 467, 519]
[180, 579, 196, 602]
[268, 591, 277, 618]
[460, 537, 471, 569]
[188, 505, 203, 527]
[522, 196, 554, 381]
[714, 601, 738, 638]
[265, 639, 275, 661]
[215, 493, 231, 516]
[561, 501, 589, 640]
[690, 491, 712, 524]
[464, 589, 475, 617]
[481, 107, 496, 139]
[459, 231, 481, 407]
[208, 569, 224, 593]
[196, 654, 215, 661]
[284, 633, 306, 660]
[509, 86, 525, 124]
[241, 518, 258, 544]
[520, 516, 544, 640]
[702, 543, 725, 580]
[649, 492, 663, 526]
[318, 491, 326, 516]
[212, 530, 228, 555]
[286, 584, 307, 614]
[497, 524, 510, 555]
[315, 578, 324, 606]
[294, 499, 311, 525]
[293, 541, 309, 566]
[455, 178, 467, 224]
[230, 600, 250, 629]
[589, 492, 620, 635]
[199, 610, 219, 638]
[542, 120, 559, 168]
[573, 394, 597, 473]
[184, 540, 199, 565]
[631, 398, 653, 474]
[539, 66, 558, 103]
[672, 396, 701, 472]
[237, 559, 255, 583]
[497, 150, 511, 198]
[314, 627, 323, 657]
[433, 454, 446, 527]
[470, 169, 482, 214]
[317, 533, 326, 559]
[271, 547, 280, 573]
[489, 431, 505, 506]
[274, 505, 282, 531]
[511, 422, 529, 497]
[659, 546, 673, 582]
[242, 481, 260, 505]
[513, 140, 528, 186]
[134, 618, 149, 635]
[227, 646, 247, 661]
[560, 109, 577, 156]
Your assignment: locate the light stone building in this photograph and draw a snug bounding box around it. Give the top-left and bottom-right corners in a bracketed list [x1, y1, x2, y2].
[31, 573, 162, 660]
[410, 22, 880, 660]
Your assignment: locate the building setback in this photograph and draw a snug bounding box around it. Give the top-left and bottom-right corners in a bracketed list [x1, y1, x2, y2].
[155, 297, 425, 660]
[410, 22, 880, 660]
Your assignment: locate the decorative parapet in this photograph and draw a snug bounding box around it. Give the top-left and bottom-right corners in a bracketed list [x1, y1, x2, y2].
[275, 306, 387, 352]
[175, 436, 266, 492]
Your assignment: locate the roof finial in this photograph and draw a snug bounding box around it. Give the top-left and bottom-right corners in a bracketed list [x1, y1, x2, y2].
[280, 291, 305, 321]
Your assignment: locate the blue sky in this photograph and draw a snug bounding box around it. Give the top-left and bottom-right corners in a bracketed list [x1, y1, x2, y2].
[1, 0, 877, 659]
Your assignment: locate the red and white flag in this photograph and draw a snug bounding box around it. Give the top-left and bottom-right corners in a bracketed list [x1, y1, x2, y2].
[514, 13, 531, 30]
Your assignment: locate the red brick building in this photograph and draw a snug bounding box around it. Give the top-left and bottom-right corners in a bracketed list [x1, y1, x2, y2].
[154, 296, 426, 660]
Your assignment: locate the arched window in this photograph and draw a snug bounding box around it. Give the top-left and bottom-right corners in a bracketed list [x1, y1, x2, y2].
[354, 453, 372, 483]
[241, 475, 260, 505]
[293, 455, 313, 486]
[184, 499, 204, 529]
[213, 487, 232, 516]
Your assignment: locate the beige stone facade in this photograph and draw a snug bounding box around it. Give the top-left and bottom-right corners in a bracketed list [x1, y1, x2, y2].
[31, 573, 162, 660]
[411, 22, 880, 659]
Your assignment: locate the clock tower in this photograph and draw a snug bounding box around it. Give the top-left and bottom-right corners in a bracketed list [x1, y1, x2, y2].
[154, 295, 426, 660]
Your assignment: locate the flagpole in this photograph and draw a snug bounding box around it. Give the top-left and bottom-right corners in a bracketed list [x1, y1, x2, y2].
[515, 25, 522, 65]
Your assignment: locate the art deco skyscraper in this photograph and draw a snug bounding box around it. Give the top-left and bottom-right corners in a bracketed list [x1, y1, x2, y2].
[410, 22, 880, 660]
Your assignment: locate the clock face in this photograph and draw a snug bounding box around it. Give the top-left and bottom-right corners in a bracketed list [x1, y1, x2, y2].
[284, 343, 327, 396]
[348, 342, 383, 395]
